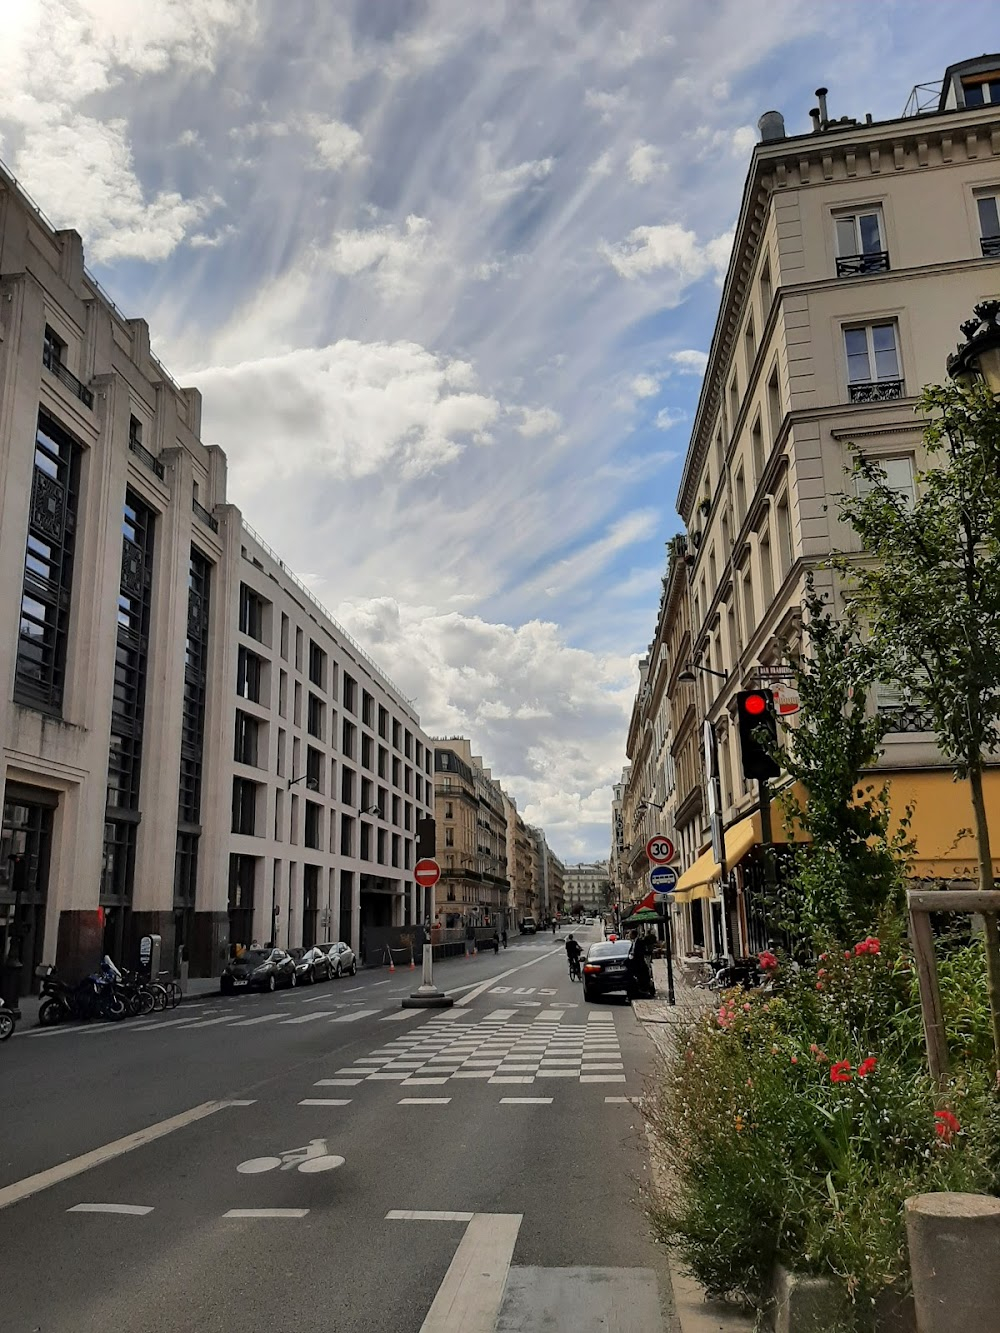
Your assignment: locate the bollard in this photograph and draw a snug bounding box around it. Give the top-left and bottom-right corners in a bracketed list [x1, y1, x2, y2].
[905, 1193, 1000, 1332]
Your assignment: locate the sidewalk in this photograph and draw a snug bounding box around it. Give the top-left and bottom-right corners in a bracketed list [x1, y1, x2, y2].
[633, 959, 756, 1333]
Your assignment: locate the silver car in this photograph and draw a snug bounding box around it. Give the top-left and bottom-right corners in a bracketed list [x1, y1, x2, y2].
[324, 941, 357, 978]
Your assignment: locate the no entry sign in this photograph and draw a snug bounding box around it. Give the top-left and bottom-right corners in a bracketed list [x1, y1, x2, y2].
[414, 858, 441, 888]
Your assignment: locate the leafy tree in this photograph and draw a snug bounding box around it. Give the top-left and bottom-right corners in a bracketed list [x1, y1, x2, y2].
[837, 380, 1000, 1072]
[768, 575, 911, 945]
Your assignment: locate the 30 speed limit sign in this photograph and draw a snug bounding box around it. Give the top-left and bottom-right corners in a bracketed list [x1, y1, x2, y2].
[646, 835, 675, 865]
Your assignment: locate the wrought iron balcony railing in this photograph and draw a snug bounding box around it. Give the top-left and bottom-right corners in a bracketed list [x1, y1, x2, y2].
[836, 250, 891, 278]
[878, 704, 935, 734]
[42, 346, 94, 408]
[128, 435, 165, 479]
[848, 378, 904, 404]
[192, 498, 219, 533]
[981, 236, 1000, 258]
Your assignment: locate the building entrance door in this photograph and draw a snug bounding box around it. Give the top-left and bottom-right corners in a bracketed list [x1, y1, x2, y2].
[1, 795, 54, 995]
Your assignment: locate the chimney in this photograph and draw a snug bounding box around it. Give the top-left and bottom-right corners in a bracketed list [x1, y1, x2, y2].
[757, 110, 786, 143]
[815, 86, 830, 128]
[809, 107, 821, 134]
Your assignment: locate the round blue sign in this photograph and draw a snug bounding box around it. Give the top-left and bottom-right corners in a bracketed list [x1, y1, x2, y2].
[649, 865, 678, 892]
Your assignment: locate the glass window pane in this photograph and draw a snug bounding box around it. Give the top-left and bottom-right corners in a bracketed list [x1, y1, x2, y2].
[989, 80, 1000, 104]
[978, 196, 1000, 238]
[844, 328, 871, 382]
[964, 83, 985, 106]
[872, 324, 899, 379]
[859, 212, 882, 253]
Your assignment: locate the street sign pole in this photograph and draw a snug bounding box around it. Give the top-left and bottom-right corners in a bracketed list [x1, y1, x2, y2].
[403, 860, 453, 1009]
[664, 909, 675, 1006]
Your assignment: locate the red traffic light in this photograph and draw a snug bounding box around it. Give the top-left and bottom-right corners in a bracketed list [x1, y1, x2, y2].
[743, 692, 767, 715]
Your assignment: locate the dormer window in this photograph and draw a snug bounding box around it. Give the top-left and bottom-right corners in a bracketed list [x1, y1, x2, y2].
[963, 73, 1000, 106]
[835, 208, 889, 276]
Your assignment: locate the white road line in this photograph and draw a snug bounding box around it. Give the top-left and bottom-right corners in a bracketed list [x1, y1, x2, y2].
[452, 1070, 492, 1079]
[67, 1203, 153, 1215]
[605, 1096, 636, 1104]
[343, 986, 363, 992]
[330, 1009, 380, 1022]
[298, 1098, 352, 1106]
[230, 1014, 282, 1027]
[223, 1208, 309, 1219]
[499, 1097, 552, 1105]
[370, 980, 390, 987]
[401, 1077, 448, 1086]
[381, 1009, 422, 1022]
[282, 1011, 339, 1024]
[386, 1210, 474, 1222]
[0, 1100, 242, 1213]
[418, 1212, 523, 1333]
[456, 950, 562, 1008]
[536, 1070, 577, 1078]
[398, 1097, 452, 1105]
[366, 1072, 407, 1080]
[314, 1078, 361, 1087]
[580, 1074, 627, 1083]
[175, 1016, 240, 1030]
[488, 1076, 534, 1085]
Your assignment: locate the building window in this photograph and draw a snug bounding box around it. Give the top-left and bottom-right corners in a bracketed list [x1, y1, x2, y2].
[445, 827, 454, 847]
[392, 794, 401, 825]
[361, 777, 373, 812]
[295, 627, 303, 671]
[341, 814, 355, 857]
[42, 324, 65, 370]
[834, 208, 889, 275]
[444, 801, 453, 819]
[378, 704, 389, 738]
[377, 827, 387, 864]
[775, 495, 793, 577]
[976, 193, 1000, 257]
[728, 377, 740, 431]
[392, 718, 402, 750]
[361, 733, 373, 770]
[751, 415, 765, 485]
[341, 765, 356, 806]
[308, 641, 326, 689]
[280, 612, 289, 661]
[307, 693, 325, 741]
[342, 718, 356, 759]
[14, 413, 82, 713]
[236, 646, 262, 702]
[963, 73, 1000, 106]
[234, 710, 260, 766]
[855, 455, 916, 509]
[744, 317, 756, 371]
[758, 523, 775, 607]
[377, 745, 388, 779]
[239, 584, 267, 641]
[360, 822, 372, 861]
[304, 801, 321, 850]
[362, 690, 374, 727]
[767, 366, 782, 443]
[306, 745, 323, 793]
[343, 674, 357, 715]
[759, 256, 772, 314]
[404, 729, 413, 759]
[844, 323, 903, 401]
[232, 777, 259, 836]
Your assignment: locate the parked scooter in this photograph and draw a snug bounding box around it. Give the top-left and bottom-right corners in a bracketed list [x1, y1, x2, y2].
[0, 997, 17, 1041]
[38, 957, 127, 1025]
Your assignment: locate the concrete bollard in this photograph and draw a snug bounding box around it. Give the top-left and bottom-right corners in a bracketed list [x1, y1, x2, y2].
[905, 1192, 1000, 1332]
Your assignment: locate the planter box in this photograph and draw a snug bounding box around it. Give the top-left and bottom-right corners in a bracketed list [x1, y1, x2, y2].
[769, 1266, 915, 1333]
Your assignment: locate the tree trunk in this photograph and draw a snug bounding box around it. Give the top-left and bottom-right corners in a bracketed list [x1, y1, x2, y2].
[968, 759, 1000, 1084]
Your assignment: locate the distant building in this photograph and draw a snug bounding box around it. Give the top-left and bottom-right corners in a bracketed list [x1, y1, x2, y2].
[562, 862, 610, 917]
[432, 737, 511, 930]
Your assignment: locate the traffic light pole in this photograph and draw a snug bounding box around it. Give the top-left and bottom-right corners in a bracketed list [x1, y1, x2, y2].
[758, 777, 776, 888]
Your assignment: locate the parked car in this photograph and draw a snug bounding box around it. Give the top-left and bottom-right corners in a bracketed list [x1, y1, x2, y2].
[520, 917, 537, 934]
[290, 946, 332, 984]
[582, 939, 655, 1003]
[221, 947, 297, 995]
[323, 941, 357, 977]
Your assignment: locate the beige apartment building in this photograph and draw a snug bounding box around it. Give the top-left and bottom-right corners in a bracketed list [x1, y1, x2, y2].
[562, 861, 610, 918]
[0, 160, 432, 991]
[622, 53, 1000, 958]
[503, 791, 537, 925]
[433, 737, 511, 929]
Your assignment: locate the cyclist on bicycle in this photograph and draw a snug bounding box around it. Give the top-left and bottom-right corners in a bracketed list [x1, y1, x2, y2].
[565, 934, 583, 980]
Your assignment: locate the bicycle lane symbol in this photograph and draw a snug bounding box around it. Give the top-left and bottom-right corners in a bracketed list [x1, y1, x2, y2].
[237, 1138, 345, 1175]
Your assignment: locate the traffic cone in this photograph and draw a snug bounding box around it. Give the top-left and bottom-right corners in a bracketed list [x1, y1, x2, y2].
[409, 953, 416, 970]
[388, 955, 396, 972]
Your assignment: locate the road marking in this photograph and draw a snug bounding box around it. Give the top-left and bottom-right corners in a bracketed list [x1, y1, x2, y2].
[230, 1013, 282, 1027]
[314, 1078, 361, 1087]
[451, 1069, 491, 1079]
[456, 949, 561, 1007]
[330, 1009, 380, 1022]
[175, 1015, 240, 1030]
[398, 1097, 452, 1105]
[580, 1074, 627, 1083]
[366, 1072, 407, 1080]
[381, 1009, 422, 1021]
[67, 1203, 153, 1215]
[298, 1099, 352, 1107]
[536, 1069, 577, 1078]
[401, 1077, 448, 1086]
[386, 1210, 474, 1222]
[605, 1096, 636, 1104]
[0, 1100, 241, 1213]
[223, 1208, 309, 1219]
[282, 1010, 339, 1024]
[370, 980, 391, 987]
[343, 986, 363, 992]
[418, 1212, 523, 1332]
[500, 1097, 552, 1105]
[489, 1076, 534, 1084]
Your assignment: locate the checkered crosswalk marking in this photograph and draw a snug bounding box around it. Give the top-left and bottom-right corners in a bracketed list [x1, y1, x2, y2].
[317, 1009, 626, 1088]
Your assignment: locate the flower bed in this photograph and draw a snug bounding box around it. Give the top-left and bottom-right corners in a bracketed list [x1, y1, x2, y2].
[646, 925, 1000, 1328]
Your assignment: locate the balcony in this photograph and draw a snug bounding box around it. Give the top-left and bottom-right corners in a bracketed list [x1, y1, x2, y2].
[42, 347, 93, 409]
[836, 250, 890, 278]
[879, 704, 935, 734]
[192, 497, 219, 533]
[848, 379, 904, 404]
[981, 236, 1000, 258]
[128, 434, 165, 480]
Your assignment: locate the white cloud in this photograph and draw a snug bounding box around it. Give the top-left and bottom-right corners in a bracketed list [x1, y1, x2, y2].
[588, 150, 614, 177]
[630, 373, 661, 399]
[654, 407, 686, 431]
[693, 123, 758, 159]
[669, 348, 709, 374]
[326, 215, 438, 298]
[189, 224, 237, 249]
[304, 115, 367, 170]
[481, 156, 555, 201]
[516, 406, 562, 437]
[197, 339, 500, 482]
[626, 141, 665, 185]
[601, 222, 733, 283]
[585, 88, 626, 121]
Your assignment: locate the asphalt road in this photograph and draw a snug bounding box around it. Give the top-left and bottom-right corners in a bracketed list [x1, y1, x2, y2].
[0, 929, 677, 1333]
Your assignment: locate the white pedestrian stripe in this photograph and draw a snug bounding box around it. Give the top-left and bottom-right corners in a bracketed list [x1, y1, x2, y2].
[314, 1078, 361, 1087]
[282, 1010, 339, 1024]
[398, 1097, 452, 1105]
[224, 1208, 309, 1218]
[500, 1097, 552, 1105]
[176, 1016, 240, 1030]
[381, 1009, 423, 1021]
[230, 1013, 282, 1027]
[298, 1098, 352, 1106]
[386, 1210, 474, 1222]
[330, 1009, 380, 1022]
[67, 1203, 153, 1215]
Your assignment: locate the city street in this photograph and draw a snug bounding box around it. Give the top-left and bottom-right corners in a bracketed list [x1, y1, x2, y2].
[0, 928, 676, 1333]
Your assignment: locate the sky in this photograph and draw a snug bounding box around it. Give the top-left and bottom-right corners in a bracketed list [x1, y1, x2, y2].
[0, 1, 991, 861]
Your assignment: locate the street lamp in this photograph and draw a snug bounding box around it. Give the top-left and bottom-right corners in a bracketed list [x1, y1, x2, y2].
[678, 662, 729, 684]
[287, 774, 318, 791]
[947, 299, 1000, 393]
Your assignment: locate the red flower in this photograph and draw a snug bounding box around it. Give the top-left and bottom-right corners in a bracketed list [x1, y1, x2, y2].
[935, 1109, 961, 1143]
[857, 1057, 878, 1078]
[830, 1060, 853, 1083]
[854, 937, 881, 956]
[758, 950, 779, 971]
[816, 981, 824, 990]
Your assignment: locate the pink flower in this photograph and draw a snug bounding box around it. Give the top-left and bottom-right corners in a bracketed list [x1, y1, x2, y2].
[790, 1055, 798, 1064]
[935, 1109, 961, 1144]
[743, 1002, 751, 1012]
[758, 950, 779, 972]
[817, 968, 827, 977]
[844, 951, 852, 959]
[830, 1060, 853, 1083]
[816, 981, 824, 991]
[857, 1057, 878, 1078]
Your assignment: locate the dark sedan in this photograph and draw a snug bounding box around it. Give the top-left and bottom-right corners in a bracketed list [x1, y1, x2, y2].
[290, 947, 332, 984]
[582, 940, 655, 1002]
[221, 948, 297, 995]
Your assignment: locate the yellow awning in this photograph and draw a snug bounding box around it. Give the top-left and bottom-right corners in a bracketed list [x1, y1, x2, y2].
[885, 768, 1000, 880]
[673, 882, 718, 904]
[672, 785, 810, 897]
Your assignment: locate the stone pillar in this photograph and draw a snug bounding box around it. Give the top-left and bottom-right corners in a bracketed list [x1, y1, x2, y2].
[905, 1192, 1000, 1332]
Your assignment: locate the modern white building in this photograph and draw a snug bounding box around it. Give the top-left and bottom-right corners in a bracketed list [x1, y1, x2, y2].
[0, 160, 432, 991]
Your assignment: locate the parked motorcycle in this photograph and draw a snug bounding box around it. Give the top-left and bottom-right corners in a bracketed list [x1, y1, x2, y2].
[38, 958, 127, 1025]
[0, 998, 17, 1041]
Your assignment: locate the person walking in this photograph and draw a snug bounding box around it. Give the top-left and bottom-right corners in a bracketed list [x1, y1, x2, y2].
[491, 931, 500, 955]
[500, 928, 508, 949]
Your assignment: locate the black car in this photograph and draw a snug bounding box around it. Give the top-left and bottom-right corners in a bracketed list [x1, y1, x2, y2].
[221, 948, 297, 995]
[290, 947, 332, 984]
[582, 940, 654, 1002]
